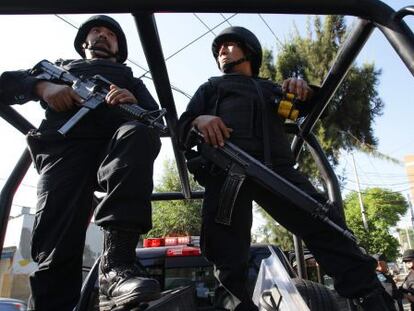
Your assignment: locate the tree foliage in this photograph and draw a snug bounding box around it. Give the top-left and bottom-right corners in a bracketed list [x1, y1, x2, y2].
[145, 159, 203, 237]
[344, 188, 408, 260]
[259, 15, 384, 174]
[256, 15, 386, 246]
[254, 205, 294, 251]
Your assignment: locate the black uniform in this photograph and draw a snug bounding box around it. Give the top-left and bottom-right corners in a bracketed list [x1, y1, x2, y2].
[0, 59, 161, 311]
[178, 74, 381, 310]
[376, 271, 403, 310]
[402, 270, 414, 310]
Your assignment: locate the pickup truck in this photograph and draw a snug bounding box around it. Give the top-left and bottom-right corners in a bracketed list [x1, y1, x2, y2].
[78, 236, 341, 311]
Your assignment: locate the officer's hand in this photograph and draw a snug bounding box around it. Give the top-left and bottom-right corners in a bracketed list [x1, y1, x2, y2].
[106, 84, 138, 106]
[282, 78, 313, 101]
[35, 81, 83, 112]
[192, 115, 232, 147]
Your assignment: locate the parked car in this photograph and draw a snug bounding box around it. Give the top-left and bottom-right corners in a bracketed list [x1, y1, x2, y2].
[0, 298, 27, 311]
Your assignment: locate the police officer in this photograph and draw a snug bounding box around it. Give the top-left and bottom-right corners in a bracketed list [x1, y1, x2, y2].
[0, 15, 161, 311]
[177, 26, 395, 311]
[373, 253, 403, 310]
[401, 249, 414, 310]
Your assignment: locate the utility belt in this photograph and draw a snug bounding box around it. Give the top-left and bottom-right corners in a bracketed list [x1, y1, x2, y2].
[185, 149, 224, 186]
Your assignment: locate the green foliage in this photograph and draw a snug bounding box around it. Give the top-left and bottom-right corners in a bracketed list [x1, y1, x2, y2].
[344, 188, 408, 260]
[254, 205, 294, 251]
[260, 49, 277, 81]
[257, 15, 387, 246]
[145, 159, 203, 237]
[259, 15, 384, 176]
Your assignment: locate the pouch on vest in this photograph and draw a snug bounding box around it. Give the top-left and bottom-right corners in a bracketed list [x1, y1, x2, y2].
[185, 150, 211, 186]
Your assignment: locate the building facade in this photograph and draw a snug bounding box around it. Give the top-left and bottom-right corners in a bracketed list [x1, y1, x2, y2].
[0, 206, 103, 301]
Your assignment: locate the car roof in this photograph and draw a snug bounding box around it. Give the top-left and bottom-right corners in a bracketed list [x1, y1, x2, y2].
[0, 297, 27, 304]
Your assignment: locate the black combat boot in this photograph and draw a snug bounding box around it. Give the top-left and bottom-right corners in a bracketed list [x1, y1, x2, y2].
[99, 228, 161, 311]
[356, 288, 397, 311]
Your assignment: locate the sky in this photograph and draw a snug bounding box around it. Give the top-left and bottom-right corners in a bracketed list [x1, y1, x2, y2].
[0, 2, 413, 231]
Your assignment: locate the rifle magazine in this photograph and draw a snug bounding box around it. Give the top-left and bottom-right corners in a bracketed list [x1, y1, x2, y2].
[215, 166, 246, 226]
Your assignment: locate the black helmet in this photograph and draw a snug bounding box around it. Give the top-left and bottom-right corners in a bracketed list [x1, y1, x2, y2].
[74, 15, 128, 63]
[212, 26, 262, 76]
[403, 249, 414, 262]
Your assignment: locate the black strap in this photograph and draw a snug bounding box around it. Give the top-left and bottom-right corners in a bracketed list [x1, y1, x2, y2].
[251, 78, 272, 169]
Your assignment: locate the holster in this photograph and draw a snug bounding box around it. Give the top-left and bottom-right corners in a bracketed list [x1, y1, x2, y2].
[183, 127, 247, 225]
[25, 129, 43, 174]
[185, 150, 212, 186]
[215, 163, 246, 226]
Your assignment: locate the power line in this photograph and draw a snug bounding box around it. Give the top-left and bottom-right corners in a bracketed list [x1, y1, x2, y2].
[343, 186, 413, 195]
[365, 152, 386, 185]
[341, 170, 414, 180]
[357, 172, 412, 178]
[351, 153, 376, 188]
[346, 179, 410, 187]
[164, 13, 238, 62]
[257, 14, 284, 47]
[387, 139, 414, 156]
[54, 14, 78, 29]
[137, 13, 238, 98]
[53, 14, 193, 100]
[193, 13, 217, 36]
[141, 76, 192, 99]
[350, 152, 368, 230]
[340, 130, 403, 165]
[220, 13, 233, 27]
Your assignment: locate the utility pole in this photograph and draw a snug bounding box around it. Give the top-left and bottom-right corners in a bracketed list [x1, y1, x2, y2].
[407, 194, 414, 248]
[406, 227, 413, 249]
[408, 194, 414, 229]
[351, 153, 369, 231]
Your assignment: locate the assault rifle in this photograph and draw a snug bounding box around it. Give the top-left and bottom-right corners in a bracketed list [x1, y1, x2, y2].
[186, 127, 356, 243]
[31, 60, 167, 136]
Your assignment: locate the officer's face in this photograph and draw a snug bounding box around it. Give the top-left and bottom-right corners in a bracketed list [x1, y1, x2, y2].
[377, 260, 388, 273]
[217, 41, 246, 71]
[84, 26, 119, 61]
[406, 260, 414, 269]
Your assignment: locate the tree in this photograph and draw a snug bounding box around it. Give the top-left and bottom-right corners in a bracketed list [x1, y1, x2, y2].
[145, 159, 203, 237]
[254, 205, 294, 251]
[343, 188, 408, 260]
[259, 15, 384, 176]
[256, 15, 385, 248]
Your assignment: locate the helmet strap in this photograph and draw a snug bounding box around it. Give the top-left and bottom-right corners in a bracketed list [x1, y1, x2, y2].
[82, 42, 119, 60]
[221, 56, 249, 73]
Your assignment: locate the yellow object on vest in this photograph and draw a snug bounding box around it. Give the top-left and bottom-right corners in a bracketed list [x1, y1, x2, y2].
[276, 93, 299, 121]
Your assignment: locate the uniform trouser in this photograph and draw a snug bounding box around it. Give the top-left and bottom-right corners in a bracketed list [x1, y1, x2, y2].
[201, 165, 380, 311]
[27, 121, 161, 311]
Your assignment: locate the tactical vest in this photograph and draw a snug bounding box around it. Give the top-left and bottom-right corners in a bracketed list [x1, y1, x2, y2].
[60, 58, 134, 87]
[207, 74, 294, 166]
